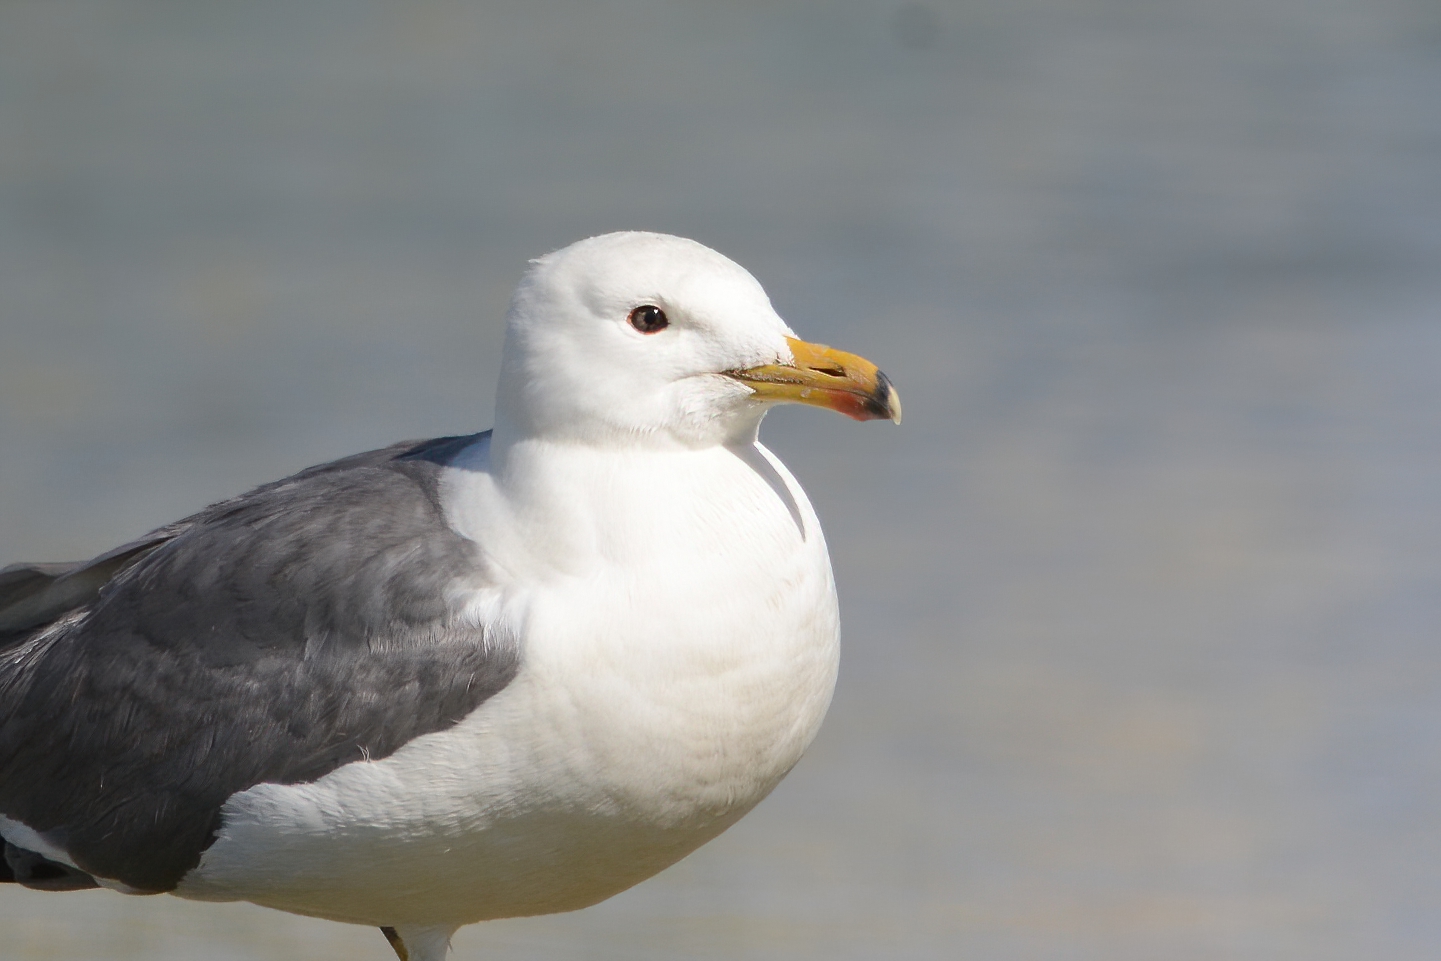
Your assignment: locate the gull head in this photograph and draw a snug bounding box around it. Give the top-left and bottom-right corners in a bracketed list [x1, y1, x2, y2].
[495, 231, 900, 449]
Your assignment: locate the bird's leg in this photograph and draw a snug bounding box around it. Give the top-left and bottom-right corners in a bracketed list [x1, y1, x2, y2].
[380, 926, 409, 961]
[379, 923, 459, 961]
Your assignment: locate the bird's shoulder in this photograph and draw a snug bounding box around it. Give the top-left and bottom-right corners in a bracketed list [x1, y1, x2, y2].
[2, 431, 492, 654]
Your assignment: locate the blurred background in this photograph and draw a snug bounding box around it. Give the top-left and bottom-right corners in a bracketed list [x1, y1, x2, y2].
[2, 1, 1440, 958]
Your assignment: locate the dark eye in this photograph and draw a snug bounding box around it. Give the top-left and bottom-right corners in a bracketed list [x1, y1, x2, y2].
[628, 304, 669, 334]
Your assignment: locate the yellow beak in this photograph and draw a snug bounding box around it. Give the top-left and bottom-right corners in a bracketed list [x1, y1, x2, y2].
[725, 337, 902, 424]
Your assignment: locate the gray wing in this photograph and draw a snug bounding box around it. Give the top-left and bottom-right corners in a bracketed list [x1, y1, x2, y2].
[0, 537, 170, 648]
[0, 432, 519, 893]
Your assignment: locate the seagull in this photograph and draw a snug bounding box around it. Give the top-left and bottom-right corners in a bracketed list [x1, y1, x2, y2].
[0, 231, 900, 961]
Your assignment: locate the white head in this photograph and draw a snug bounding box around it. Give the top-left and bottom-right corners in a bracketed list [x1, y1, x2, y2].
[495, 232, 899, 450]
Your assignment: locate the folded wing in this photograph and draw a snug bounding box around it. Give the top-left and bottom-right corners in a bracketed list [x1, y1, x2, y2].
[0, 433, 517, 893]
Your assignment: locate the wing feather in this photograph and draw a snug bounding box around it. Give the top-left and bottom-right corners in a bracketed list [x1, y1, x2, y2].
[0, 432, 517, 892]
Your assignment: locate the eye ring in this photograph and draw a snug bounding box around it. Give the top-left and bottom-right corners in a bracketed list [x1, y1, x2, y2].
[628, 304, 669, 334]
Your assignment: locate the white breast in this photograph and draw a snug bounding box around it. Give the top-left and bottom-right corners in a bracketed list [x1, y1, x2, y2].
[176, 439, 840, 928]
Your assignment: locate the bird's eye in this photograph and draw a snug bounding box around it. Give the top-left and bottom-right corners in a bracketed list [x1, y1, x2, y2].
[628, 304, 669, 334]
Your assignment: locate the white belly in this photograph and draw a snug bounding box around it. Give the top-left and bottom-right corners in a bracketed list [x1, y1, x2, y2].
[175, 442, 840, 927]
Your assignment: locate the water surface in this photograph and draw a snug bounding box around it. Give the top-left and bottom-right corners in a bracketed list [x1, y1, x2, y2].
[2, 2, 1440, 958]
